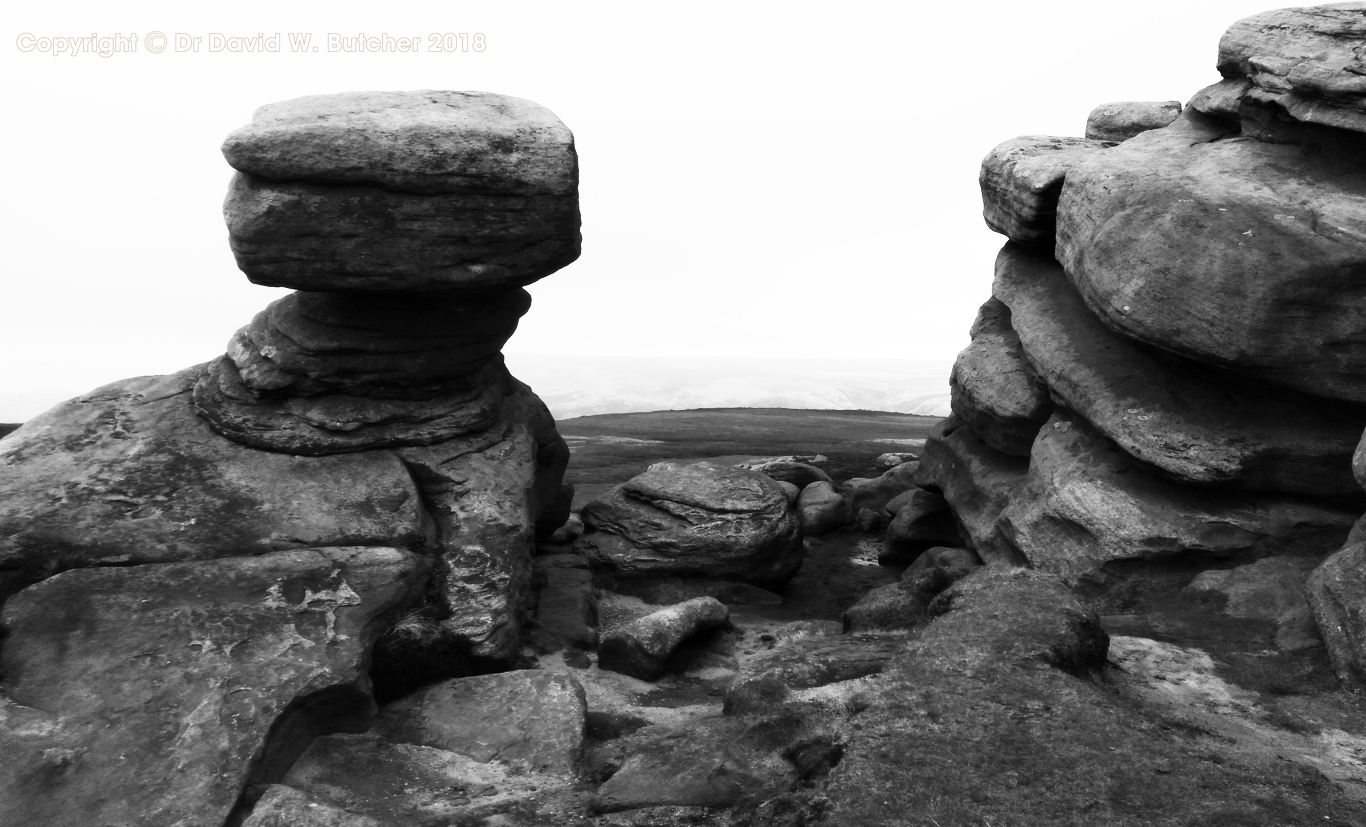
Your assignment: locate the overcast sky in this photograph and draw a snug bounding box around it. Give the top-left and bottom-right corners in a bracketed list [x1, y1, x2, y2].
[2, 1, 1282, 420]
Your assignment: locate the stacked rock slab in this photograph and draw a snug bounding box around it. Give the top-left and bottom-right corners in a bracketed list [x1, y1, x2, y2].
[921, 4, 1366, 582]
[0, 91, 577, 824]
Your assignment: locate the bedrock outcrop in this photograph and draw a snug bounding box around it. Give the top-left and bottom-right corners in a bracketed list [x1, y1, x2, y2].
[923, 3, 1366, 587]
[0, 90, 579, 823]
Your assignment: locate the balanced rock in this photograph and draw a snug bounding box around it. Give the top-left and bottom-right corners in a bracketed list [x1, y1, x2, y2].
[1000, 411, 1356, 580]
[1055, 109, 1366, 403]
[0, 547, 426, 827]
[797, 480, 853, 536]
[994, 242, 1366, 498]
[222, 91, 580, 293]
[1084, 100, 1182, 141]
[949, 296, 1051, 457]
[597, 596, 730, 680]
[1215, 5, 1366, 136]
[579, 461, 803, 589]
[979, 135, 1113, 246]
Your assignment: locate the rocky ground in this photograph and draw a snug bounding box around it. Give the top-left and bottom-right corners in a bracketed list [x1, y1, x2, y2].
[219, 416, 1366, 826]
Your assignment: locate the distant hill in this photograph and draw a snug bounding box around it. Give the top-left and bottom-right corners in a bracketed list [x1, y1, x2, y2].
[505, 353, 953, 420]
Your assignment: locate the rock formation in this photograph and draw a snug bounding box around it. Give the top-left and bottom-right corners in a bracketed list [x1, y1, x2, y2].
[0, 90, 577, 825]
[924, 4, 1366, 584]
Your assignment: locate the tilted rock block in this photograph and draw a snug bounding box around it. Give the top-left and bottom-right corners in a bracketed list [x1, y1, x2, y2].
[994, 243, 1366, 499]
[914, 416, 1028, 566]
[880, 487, 964, 566]
[1215, 4, 1366, 136]
[949, 296, 1052, 457]
[597, 596, 730, 680]
[979, 135, 1113, 246]
[1084, 100, 1182, 141]
[1000, 411, 1356, 580]
[377, 670, 587, 777]
[579, 461, 803, 589]
[1056, 109, 1366, 403]
[0, 547, 427, 827]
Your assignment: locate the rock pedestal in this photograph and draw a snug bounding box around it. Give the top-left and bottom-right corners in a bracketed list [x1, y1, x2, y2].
[925, 5, 1366, 584]
[0, 90, 579, 824]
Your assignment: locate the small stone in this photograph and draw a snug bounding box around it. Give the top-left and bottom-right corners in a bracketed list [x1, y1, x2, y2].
[597, 597, 730, 680]
[1084, 101, 1182, 142]
[798, 481, 853, 536]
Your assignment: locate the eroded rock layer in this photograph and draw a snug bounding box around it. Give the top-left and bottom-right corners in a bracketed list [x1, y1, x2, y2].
[929, 3, 1366, 589]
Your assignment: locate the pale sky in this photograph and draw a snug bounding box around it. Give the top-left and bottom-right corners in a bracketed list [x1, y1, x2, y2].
[2, 1, 1283, 420]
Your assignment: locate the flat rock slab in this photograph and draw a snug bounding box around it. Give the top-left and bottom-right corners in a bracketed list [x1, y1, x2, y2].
[0, 547, 426, 827]
[979, 135, 1113, 246]
[1084, 100, 1181, 142]
[950, 297, 1051, 457]
[377, 670, 587, 777]
[1217, 4, 1366, 136]
[1000, 411, 1356, 580]
[1056, 110, 1366, 403]
[275, 731, 568, 825]
[597, 596, 730, 680]
[593, 719, 784, 813]
[579, 461, 803, 589]
[223, 90, 577, 196]
[221, 91, 580, 293]
[994, 242, 1366, 498]
[243, 784, 386, 827]
[725, 631, 905, 715]
[0, 368, 426, 579]
[224, 174, 581, 293]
